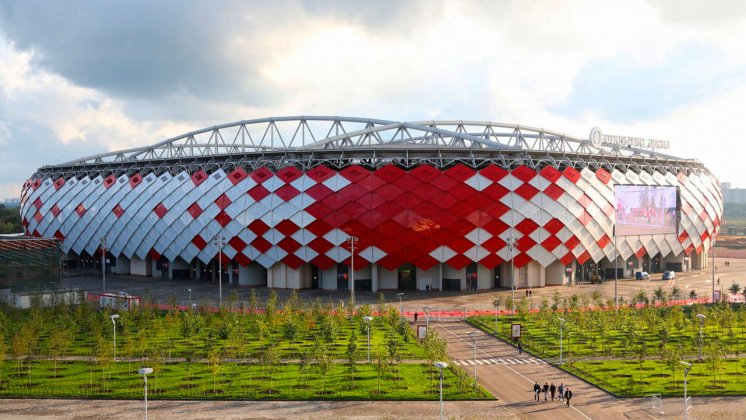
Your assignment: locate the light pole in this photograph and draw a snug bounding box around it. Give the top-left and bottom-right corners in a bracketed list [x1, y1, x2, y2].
[558, 317, 566, 365]
[397, 293, 404, 317]
[424, 307, 431, 330]
[212, 236, 225, 307]
[101, 237, 107, 292]
[363, 316, 373, 362]
[139, 367, 153, 420]
[681, 361, 692, 420]
[188, 288, 192, 308]
[468, 331, 478, 386]
[493, 297, 501, 335]
[697, 313, 706, 361]
[434, 361, 448, 420]
[349, 236, 358, 297]
[110, 314, 119, 359]
[506, 237, 516, 314]
[711, 236, 716, 303]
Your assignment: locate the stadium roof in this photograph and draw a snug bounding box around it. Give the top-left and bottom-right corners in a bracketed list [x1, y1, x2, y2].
[37, 116, 706, 177]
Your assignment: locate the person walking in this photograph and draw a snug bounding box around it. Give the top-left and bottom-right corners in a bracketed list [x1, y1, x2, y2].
[533, 382, 541, 401]
[549, 383, 556, 401]
[414, 312, 418, 323]
[564, 387, 572, 407]
[518, 341, 523, 354]
[542, 382, 549, 401]
[558, 383, 564, 402]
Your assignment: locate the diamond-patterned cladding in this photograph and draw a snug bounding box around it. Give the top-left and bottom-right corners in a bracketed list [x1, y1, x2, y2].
[23, 164, 721, 281]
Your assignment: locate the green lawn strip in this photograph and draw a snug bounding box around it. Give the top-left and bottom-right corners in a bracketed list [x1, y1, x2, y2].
[0, 360, 492, 400]
[568, 359, 746, 397]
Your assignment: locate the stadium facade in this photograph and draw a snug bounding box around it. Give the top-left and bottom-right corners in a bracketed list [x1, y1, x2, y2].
[19, 117, 722, 291]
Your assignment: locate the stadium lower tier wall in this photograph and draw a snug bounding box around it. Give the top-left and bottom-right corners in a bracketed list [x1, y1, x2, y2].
[62, 250, 706, 291]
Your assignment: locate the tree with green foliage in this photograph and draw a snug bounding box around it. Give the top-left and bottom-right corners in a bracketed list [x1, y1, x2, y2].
[316, 344, 335, 394]
[346, 332, 358, 384]
[0, 204, 22, 234]
[705, 340, 725, 386]
[729, 282, 742, 297]
[262, 342, 281, 394]
[207, 344, 223, 392]
[690, 289, 697, 299]
[374, 347, 388, 393]
[671, 285, 683, 300]
[48, 323, 74, 376]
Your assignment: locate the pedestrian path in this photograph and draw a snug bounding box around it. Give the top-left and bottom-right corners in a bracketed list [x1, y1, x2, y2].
[452, 357, 547, 366]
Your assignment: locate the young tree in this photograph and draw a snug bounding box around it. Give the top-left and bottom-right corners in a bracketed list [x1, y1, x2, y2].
[704, 340, 725, 386]
[689, 289, 698, 299]
[207, 344, 223, 392]
[262, 342, 281, 393]
[374, 347, 388, 393]
[670, 285, 683, 301]
[48, 324, 74, 376]
[729, 282, 741, 297]
[346, 332, 358, 384]
[316, 344, 335, 394]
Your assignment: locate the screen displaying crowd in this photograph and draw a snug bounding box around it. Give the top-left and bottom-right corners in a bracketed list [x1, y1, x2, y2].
[615, 185, 678, 237]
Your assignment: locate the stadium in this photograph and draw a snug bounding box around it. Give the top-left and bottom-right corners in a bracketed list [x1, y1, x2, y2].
[19, 116, 722, 292]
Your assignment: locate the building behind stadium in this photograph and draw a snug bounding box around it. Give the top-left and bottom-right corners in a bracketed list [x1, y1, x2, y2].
[20, 117, 722, 292]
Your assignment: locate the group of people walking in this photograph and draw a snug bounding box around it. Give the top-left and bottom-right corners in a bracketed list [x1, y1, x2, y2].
[533, 381, 572, 406]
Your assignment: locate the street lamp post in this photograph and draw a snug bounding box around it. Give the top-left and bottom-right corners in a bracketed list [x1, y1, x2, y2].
[110, 314, 119, 359]
[363, 316, 373, 362]
[348, 236, 358, 297]
[188, 288, 192, 308]
[506, 237, 516, 314]
[424, 307, 431, 330]
[213, 236, 225, 307]
[697, 313, 706, 361]
[712, 237, 716, 303]
[139, 367, 153, 420]
[493, 297, 501, 335]
[101, 237, 107, 292]
[681, 361, 692, 420]
[468, 331, 478, 386]
[558, 317, 566, 365]
[434, 361, 448, 420]
[397, 293, 404, 317]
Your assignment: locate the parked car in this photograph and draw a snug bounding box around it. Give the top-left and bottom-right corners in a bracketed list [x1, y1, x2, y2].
[635, 271, 650, 280]
[662, 271, 675, 280]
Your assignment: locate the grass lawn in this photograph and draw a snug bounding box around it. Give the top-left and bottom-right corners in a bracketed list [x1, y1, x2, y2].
[0, 360, 492, 400]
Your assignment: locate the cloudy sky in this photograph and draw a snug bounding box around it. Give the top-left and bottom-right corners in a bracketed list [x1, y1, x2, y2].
[1, 0, 744, 199]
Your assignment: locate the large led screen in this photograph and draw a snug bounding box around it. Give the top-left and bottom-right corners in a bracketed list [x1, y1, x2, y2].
[615, 185, 679, 237]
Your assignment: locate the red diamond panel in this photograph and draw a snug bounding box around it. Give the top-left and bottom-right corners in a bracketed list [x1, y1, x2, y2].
[275, 184, 300, 201]
[480, 165, 508, 182]
[306, 219, 332, 237]
[375, 165, 406, 183]
[431, 192, 458, 210]
[337, 184, 367, 202]
[578, 211, 592, 226]
[215, 194, 232, 210]
[282, 254, 305, 269]
[54, 177, 65, 190]
[450, 219, 476, 236]
[541, 236, 562, 252]
[276, 220, 300, 236]
[376, 220, 405, 236]
[308, 237, 334, 254]
[358, 174, 386, 191]
[340, 165, 370, 183]
[482, 199, 510, 218]
[543, 183, 564, 200]
[235, 253, 251, 266]
[248, 219, 270, 236]
[376, 184, 405, 201]
[513, 252, 533, 268]
[410, 165, 441, 182]
[601, 202, 614, 217]
[559, 252, 574, 266]
[311, 254, 336, 270]
[54, 230, 65, 241]
[483, 219, 509, 236]
[51, 204, 61, 217]
[276, 166, 303, 183]
[479, 253, 504, 269]
[191, 170, 207, 186]
[684, 242, 694, 255]
[306, 183, 333, 201]
[430, 174, 459, 191]
[215, 211, 231, 227]
[448, 201, 473, 219]
[514, 183, 539, 200]
[393, 173, 420, 192]
[33, 197, 42, 210]
[539, 166, 562, 182]
[448, 183, 478, 201]
[565, 235, 580, 250]
[378, 254, 405, 271]
[307, 165, 335, 183]
[75, 204, 86, 217]
[597, 234, 611, 249]
[251, 237, 272, 253]
[412, 183, 442, 201]
[278, 237, 301, 253]
[228, 168, 249, 185]
[576, 251, 591, 265]
[149, 249, 161, 260]
[596, 168, 611, 184]
[515, 219, 539, 235]
[543, 218, 564, 235]
[563, 167, 581, 183]
[187, 203, 203, 218]
[578, 194, 593, 209]
[192, 235, 208, 250]
[153, 203, 168, 219]
[677, 172, 688, 185]
[104, 175, 116, 189]
[248, 184, 270, 201]
[34, 211, 42, 222]
[516, 236, 536, 252]
[112, 204, 124, 218]
[511, 166, 536, 183]
[445, 164, 476, 182]
[634, 247, 646, 259]
[250, 167, 273, 184]
[228, 236, 247, 252]
[447, 253, 473, 270]
[678, 230, 689, 243]
[481, 236, 506, 253]
[340, 219, 367, 237]
[411, 254, 439, 271]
